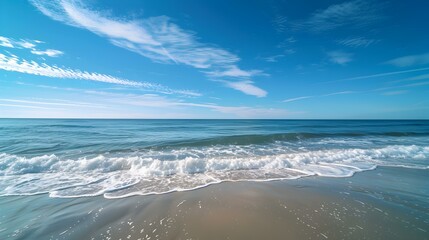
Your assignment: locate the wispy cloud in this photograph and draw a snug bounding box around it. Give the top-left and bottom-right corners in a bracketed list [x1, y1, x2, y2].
[324, 91, 355, 96]
[277, 37, 296, 47]
[285, 82, 424, 104]
[402, 74, 429, 82]
[18, 40, 37, 49]
[372, 81, 429, 92]
[68, 89, 287, 118]
[30, 0, 267, 97]
[30, 49, 63, 57]
[0, 53, 200, 96]
[337, 37, 378, 47]
[283, 96, 313, 103]
[382, 90, 408, 96]
[283, 91, 356, 103]
[327, 51, 353, 65]
[0, 98, 106, 108]
[221, 80, 267, 98]
[276, 37, 296, 54]
[0, 36, 14, 48]
[204, 105, 290, 118]
[385, 53, 429, 67]
[405, 81, 429, 87]
[0, 36, 37, 49]
[406, 73, 429, 81]
[389, 73, 429, 84]
[0, 35, 63, 57]
[273, 15, 288, 33]
[263, 54, 285, 63]
[205, 66, 265, 78]
[293, 0, 383, 32]
[0, 53, 142, 86]
[0, 103, 62, 110]
[328, 67, 429, 83]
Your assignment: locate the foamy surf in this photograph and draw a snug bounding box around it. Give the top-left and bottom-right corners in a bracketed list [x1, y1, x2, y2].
[1, 143, 427, 198]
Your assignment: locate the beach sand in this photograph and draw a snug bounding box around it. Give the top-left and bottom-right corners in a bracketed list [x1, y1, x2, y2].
[1, 166, 428, 240]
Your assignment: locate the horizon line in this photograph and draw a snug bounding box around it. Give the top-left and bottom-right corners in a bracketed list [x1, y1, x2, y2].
[0, 118, 428, 121]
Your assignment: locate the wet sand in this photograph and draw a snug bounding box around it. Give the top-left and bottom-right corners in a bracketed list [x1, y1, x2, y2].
[1, 166, 428, 240]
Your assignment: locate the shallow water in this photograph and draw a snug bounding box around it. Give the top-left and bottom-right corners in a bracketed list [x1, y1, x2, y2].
[0, 167, 428, 240]
[0, 119, 428, 198]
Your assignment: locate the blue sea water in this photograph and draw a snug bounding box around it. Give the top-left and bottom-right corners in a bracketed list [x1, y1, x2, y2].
[0, 119, 428, 198]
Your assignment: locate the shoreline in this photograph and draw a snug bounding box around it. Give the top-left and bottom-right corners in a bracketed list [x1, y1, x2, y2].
[1, 166, 428, 239]
[2, 164, 419, 199]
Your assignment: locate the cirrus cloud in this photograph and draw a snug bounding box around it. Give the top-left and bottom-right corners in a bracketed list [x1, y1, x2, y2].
[385, 53, 429, 67]
[327, 51, 353, 65]
[0, 35, 63, 57]
[30, 0, 267, 97]
[292, 0, 384, 33]
[0, 53, 200, 96]
[222, 80, 267, 98]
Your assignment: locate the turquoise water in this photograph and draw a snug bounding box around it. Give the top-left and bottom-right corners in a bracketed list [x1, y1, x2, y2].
[0, 119, 428, 198]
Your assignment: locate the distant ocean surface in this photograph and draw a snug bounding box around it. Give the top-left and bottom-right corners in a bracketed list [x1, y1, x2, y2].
[0, 119, 428, 198]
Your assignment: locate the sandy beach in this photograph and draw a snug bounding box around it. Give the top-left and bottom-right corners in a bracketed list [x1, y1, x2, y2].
[1, 166, 428, 240]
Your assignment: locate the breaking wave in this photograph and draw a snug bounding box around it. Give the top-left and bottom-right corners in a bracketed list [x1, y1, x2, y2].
[1, 144, 428, 198]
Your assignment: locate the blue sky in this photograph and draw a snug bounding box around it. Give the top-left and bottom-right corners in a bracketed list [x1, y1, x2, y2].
[1, 0, 428, 119]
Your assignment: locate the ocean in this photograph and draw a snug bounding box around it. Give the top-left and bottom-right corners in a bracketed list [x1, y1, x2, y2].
[1, 119, 428, 199]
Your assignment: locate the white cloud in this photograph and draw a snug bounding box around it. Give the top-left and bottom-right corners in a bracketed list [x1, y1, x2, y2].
[382, 90, 408, 96]
[404, 74, 429, 81]
[282, 82, 424, 106]
[18, 40, 37, 49]
[286, 37, 297, 43]
[127, 96, 286, 118]
[0, 35, 63, 57]
[0, 36, 14, 48]
[389, 73, 429, 84]
[284, 49, 296, 55]
[337, 37, 378, 47]
[30, 0, 267, 97]
[276, 37, 297, 52]
[0, 98, 106, 108]
[64, 2, 158, 45]
[30, 1, 236, 67]
[404, 81, 429, 87]
[282, 91, 355, 103]
[283, 96, 313, 103]
[206, 105, 290, 118]
[205, 65, 265, 78]
[385, 53, 429, 67]
[31, 49, 64, 57]
[222, 80, 267, 97]
[273, 15, 288, 33]
[0, 53, 140, 85]
[65, 89, 289, 118]
[0, 53, 199, 96]
[263, 55, 285, 63]
[293, 0, 383, 32]
[327, 51, 353, 65]
[3, 82, 296, 118]
[0, 103, 61, 110]
[328, 67, 429, 83]
[323, 91, 355, 96]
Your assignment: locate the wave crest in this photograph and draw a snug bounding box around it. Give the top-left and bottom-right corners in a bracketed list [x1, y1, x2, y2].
[0, 144, 428, 198]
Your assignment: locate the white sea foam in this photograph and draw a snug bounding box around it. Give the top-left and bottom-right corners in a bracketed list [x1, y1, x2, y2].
[0, 144, 428, 198]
